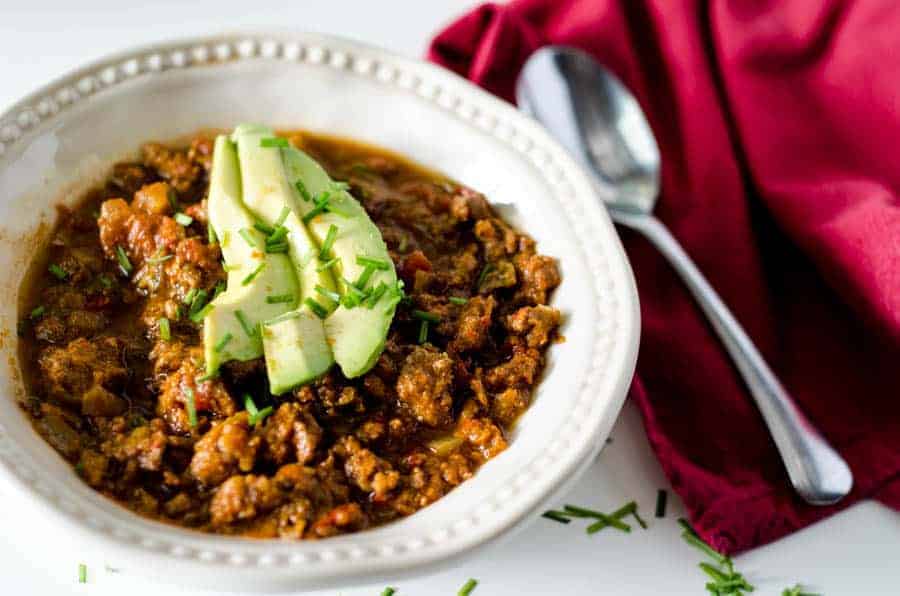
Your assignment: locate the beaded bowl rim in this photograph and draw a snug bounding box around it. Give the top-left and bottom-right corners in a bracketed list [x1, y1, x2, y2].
[0, 30, 640, 590]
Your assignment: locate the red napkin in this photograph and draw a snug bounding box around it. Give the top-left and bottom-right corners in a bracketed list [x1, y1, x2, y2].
[429, 0, 900, 554]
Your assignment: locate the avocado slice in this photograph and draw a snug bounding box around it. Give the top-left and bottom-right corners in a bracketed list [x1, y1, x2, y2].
[282, 147, 399, 378]
[231, 125, 336, 391]
[203, 135, 298, 374]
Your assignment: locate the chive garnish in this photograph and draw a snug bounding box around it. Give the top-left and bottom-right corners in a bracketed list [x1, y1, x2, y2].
[275, 206, 291, 227]
[679, 518, 754, 594]
[317, 257, 339, 272]
[115, 246, 132, 275]
[782, 584, 819, 596]
[234, 310, 256, 337]
[238, 228, 258, 248]
[244, 394, 258, 416]
[213, 332, 233, 353]
[184, 387, 198, 427]
[320, 224, 338, 260]
[314, 285, 341, 304]
[655, 489, 668, 518]
[564, 505, 631, 533]
[266, 293, 294, 304]
[208, 223, 218, 245]
[158, 317, 171, 341]
[304, 298, 328, 319]
[412, 310, 440, 323]
[260, 137, 289, 148]
[294, 180, 312, 202]
[167, 188, 179, 212]
[174, 212, 193, 226]
[418, 320, 429, 344]
[354, 263, 376, 289]
[48, 263, 67, 280]
[78, 563, 87, 584]
[541, 510, 571, 524]
[253, 220, 275, 235]
[458, 578, 478, 596]
[476, 263, 493, 289]
[267, 225, 288, 244]
[364, 282, 388, 308]
[213, 281, 226, 299]
[189, 289, 209, 315]
[265, 241, 288, 253]
[189, 303, 214, 323]
[448, 296, 468, 305]
[146, 252, 173, 264]
[183, 288, 198, 305]
[244, 395, 274, 426]
[356, 255, 390, 270]
[30, 305, 46, 319]
[242, 262, 266, 286]
[301, 192, 331, 223]
[380, 588, 396, 596]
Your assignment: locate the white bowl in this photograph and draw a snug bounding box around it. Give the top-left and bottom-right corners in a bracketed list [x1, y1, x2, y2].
[0, 32, 639, 592]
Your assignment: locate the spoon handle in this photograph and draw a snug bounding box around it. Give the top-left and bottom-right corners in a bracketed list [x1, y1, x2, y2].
[611, 208, 853, 505]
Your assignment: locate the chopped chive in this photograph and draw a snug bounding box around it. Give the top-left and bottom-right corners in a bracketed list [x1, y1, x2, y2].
[418, 320, 429, 344]
[364, 282, 389, 308]
[214, 332, 233, 353]
[294, 180, 312, 202]
[274, 206, 291, 227]
[238, 228, 259, 248]
[655, 489, 668, 518]
[314, 285, 341, 304]
[301, 192, 331, 223]
[78, 563, 87, 584]
[679, 518, 731, 568]
[241, 262, 266, 286]
[189, 289, 209, 314]
[304, 298, 328, 319]
[146, 252, 173, 264]
[29, 305, 46, 319]
[253, 220, 275, 235]
[48, 263, 68, 280]
[167, 188, 179, 212]
[380, 588, 396, 596]
[319, 225, 338, 259]
[115, 246, 132, 275]
[564, 504, 630, 533]
[412, 309, 440, 323]
[208, 223, 218, 245]
[266, 293, 295, 304]
[698, 561, 728, 583]
[189, 303, 214, 323]
[631, 507, 648, 529]
[265, 241, 288, 254]
[99, 275, 113, 288]
[158, 317, 171, 341]
[317, 257, 339, 272]
[260, 137, 289, 148]
[213, 281, 226, 299]
[354, 264, 376, 289]
[243, 393, 259, 416]
[174, 212, 193, 226]
[250, 406, 273, 426]
[196, 370, 218, 383]
[183, 288, 198, 305]
[265, 310, 302, 325]
[355, 255, 390, 270]
[184, 387, 198, 427]
[449, 296, 469, 305]
[458, 578, 478, 596]
[476, 263, 494, 289]
[267, 225, 288, 244]
[234, 310, 256, 337]
[541, 510, 571, 524]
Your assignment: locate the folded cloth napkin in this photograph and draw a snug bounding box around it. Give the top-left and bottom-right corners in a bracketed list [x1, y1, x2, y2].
[429, 0, 900, 554]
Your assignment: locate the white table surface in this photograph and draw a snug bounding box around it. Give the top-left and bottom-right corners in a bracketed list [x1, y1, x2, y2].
[1, 2, 897, 594]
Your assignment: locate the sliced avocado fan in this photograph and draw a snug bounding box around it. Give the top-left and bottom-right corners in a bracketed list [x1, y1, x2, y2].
[231, 125, 336, 393]
[282, 147, 400, 379]
[203, 135, 298, 374]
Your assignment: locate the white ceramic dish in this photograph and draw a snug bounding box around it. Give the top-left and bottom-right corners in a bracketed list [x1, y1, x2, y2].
[0, 31, 639, 592]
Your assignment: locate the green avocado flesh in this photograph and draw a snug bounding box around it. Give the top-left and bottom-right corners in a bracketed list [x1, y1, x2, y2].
[201, 126, 397, 390]
[282, 147, 399, 378]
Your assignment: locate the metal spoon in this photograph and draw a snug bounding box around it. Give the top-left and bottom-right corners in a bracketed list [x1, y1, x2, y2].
[516, 46, 852, 505]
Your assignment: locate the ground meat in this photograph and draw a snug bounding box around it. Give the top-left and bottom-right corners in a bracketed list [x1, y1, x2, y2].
[396, 346, 454, 427]
[456, 416, 507, 462]
[334, 436, 399, 501]
[478, 259, 517, 294]
[311, 503, 366, 538]
[38, 337, 127, 414]
[474, 218, 518, 261]
[133, 181, 174, 216]
[453, 296, 495, 351]
[142, 143, 202, 194]
[485, 348, 543, 390]
[490, 388, 531, 426]
[156, 352, 235, 433]
[505, 305, 561, 348]
[210, 474, 283, 526]
[262, 403, 322, 465]
[190, 413, 261, 487]
[34, 403, 82, 460]
[103, 418, 168, 471]
[514, 253, 561, 305]
[110, 163, 153, 195]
